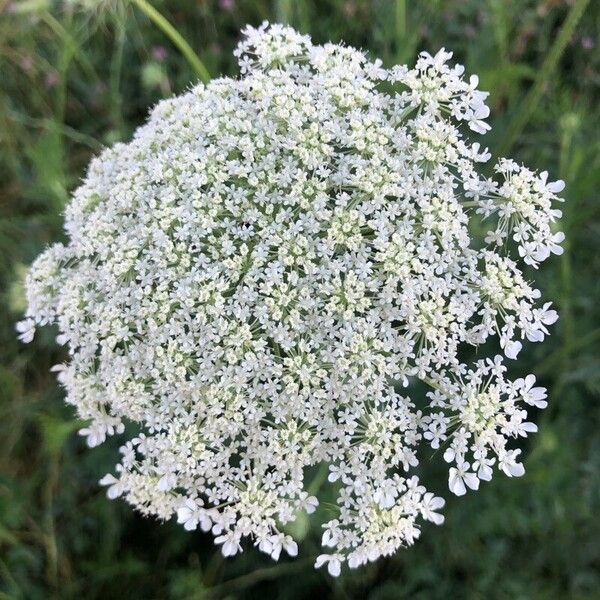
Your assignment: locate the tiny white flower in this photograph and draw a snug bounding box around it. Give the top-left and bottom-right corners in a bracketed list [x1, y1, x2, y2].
[421, 492, 445, 525]
[504, 340, 522, 360]
[546, 179, 565, 194]
[473, 453, 495, 482]
[177, 498, 211, 531]
[449, 462, 480, 496]
[78, 424, 106, 448]
[499, 451, 526, 477]
[215, 531, 242, 557]
[315, 554, 343, 577]
[517, 375, 548, 409]
[16, 319, 35, 343]
[283, 536, 298, 557]
[99, 474, 125, 499]
[304, 495, 319, 514]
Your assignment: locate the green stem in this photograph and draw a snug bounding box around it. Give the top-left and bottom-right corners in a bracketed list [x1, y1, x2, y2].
[496, 0, 590, 156]
[396, 0, 406, 39]
[109, 20, 126, 137]
[555, 110, 576, 375]
[131, 0, 211, 84]
[44, 10, 75, 209]
[205, 558, 313, 598]
[43, 454, 60, 590]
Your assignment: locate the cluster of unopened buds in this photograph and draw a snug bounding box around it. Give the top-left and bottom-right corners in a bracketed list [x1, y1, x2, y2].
[18, 23, 563, 575]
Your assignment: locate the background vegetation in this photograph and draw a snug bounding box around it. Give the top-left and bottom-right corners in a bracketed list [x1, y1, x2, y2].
[1, 0, 599, 598]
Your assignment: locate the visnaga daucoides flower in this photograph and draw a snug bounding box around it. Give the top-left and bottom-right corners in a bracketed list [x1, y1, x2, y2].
[18, 23, 563, 575]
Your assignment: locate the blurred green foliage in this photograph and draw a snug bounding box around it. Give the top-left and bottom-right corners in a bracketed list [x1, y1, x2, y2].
[1, 0, 600, 598]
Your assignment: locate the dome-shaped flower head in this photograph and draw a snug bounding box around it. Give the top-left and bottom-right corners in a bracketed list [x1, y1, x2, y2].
[18, 23, 563, 574]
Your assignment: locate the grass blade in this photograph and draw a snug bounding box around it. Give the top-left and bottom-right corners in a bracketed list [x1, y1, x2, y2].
[497, 0, 590, 156]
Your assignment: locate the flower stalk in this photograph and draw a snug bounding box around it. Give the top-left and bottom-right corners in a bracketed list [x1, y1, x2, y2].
[131, 0, 211, 83]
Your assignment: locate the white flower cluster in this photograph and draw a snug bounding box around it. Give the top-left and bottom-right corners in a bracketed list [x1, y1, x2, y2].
[18, 23, 563, 575]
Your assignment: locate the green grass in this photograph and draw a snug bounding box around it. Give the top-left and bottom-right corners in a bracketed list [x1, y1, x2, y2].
[1, 1, 600, 598]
